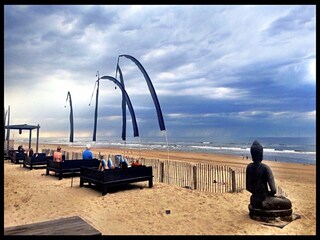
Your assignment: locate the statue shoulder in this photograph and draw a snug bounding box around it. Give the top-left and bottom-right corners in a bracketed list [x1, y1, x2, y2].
[261, 162, 273, 173]
[261, 162, 270, 168]
[246, 162, 254, 169]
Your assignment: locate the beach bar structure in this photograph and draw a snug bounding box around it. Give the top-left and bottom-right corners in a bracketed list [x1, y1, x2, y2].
[4, 124, 40, 153]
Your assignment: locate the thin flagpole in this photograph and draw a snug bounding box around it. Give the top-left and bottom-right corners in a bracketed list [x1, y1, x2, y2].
[164, 130, 170, 161]
[138, 136, 142, 159]
[88, 81, 97, 106]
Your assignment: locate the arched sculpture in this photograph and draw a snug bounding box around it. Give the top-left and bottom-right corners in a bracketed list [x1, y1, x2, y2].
[118, 54, 166, 132]
[91, 75, 139, 142]
[64, 91, 74, 143]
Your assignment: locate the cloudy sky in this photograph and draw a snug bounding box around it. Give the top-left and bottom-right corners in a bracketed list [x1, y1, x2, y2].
[4, 5, 316, 143]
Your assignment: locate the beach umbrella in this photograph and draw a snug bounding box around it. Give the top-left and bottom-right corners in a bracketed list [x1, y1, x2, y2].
[89, 74, 139, 142]
[64, 91, 74, 143]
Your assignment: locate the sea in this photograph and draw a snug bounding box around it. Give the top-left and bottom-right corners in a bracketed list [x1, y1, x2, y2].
[18, 136, 316, 165]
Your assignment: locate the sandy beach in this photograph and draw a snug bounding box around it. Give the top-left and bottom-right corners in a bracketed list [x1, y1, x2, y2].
[4, 143, 316, 235]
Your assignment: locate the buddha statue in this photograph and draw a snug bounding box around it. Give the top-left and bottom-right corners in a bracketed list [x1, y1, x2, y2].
[246, 140, 292, 221]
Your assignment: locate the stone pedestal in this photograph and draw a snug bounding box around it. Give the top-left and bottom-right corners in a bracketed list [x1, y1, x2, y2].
[248, 204, 293, 222]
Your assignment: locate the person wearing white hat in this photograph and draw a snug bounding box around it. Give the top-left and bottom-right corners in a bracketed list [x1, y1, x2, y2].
[82, 144, 93, 160]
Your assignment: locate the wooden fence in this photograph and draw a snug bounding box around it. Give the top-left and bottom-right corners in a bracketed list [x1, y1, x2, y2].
[137, 158, 246, 193]
[42, 148, 247, 193]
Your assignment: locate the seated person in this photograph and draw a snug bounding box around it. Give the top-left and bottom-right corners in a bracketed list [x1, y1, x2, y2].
[98, 155, 115, 171]
[18, 145, 25, 153]
[53, 146, 63, 162]
[114, 154, 122, 168]
[28, 148, 34, 157]
[246, 140, 292, 210]
[131, 159, 142, 167]
[120, 157, 129, 168]
[82, 144, 93, 160]
[114, 154, 129, 168]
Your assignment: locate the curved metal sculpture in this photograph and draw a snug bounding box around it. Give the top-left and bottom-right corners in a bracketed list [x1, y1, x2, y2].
[4, 108, 7, 139]
[118, 54, 166, 131]
[6, 105, 10, 142]
[92, 72, 100, 141]
[64, 91, 74, 142]
[91, 75, 139, 141]
[117, 64, 127, 141]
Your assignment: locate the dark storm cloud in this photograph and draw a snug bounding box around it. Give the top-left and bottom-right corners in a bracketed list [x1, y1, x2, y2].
[4, 5, 316, 140]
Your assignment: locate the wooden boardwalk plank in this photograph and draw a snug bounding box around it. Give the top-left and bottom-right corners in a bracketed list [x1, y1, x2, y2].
[4, 216, 101, 235]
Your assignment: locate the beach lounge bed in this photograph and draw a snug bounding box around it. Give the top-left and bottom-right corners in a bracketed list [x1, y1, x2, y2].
[4, 149, 16, 160]
[80, 165, 153, 195]
[11, 151, 26, 164]
[23, 153, 48, 169]
[46, 158, 99, 180]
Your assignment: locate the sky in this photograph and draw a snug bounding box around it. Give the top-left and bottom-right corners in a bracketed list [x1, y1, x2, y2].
[3, 5, 316, 144]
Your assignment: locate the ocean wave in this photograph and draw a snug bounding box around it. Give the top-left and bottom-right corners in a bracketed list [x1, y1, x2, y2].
[15, 136, 315, 164]
[263, 148, 315, 155]
[190, 145, 315, 155]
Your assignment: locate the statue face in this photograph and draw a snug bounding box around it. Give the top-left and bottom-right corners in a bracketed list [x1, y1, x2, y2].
[250, 140, 263, 162]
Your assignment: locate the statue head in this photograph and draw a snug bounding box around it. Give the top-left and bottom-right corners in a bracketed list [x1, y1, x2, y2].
[250, 140, 263, 162]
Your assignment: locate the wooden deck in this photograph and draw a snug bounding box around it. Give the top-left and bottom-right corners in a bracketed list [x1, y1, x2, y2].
[4, 216, 102, 235]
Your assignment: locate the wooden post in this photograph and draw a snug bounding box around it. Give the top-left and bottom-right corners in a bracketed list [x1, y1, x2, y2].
[160, 161, 164, 183]
[28, 129, 32, 151]
[193, 165, 197, 190]
[36, 124, 40, 153]
[232, 170, 236, 193]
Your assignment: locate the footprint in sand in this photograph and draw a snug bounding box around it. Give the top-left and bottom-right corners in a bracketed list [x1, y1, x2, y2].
[21, 195, 31, 203]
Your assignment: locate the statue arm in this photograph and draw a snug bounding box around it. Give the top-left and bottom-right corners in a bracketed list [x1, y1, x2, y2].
[246, 167, 253, 193]
[266, 166, 276, 195]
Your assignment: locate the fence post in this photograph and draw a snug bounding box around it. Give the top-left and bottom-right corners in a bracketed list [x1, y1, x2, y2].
[193, 165, 197, 190]
[160, 161, 164, 183]
[232, 170, 236, 192]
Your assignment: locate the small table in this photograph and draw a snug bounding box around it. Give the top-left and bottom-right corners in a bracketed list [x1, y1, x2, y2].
[4, 216, 102, 235]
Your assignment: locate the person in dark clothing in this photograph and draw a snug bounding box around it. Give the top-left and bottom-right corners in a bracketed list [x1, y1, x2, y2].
[28, 148, 34, 157]
[18, 145, 25, 153]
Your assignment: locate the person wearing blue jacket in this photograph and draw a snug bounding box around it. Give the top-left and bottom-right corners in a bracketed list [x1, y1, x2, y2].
[82, 144, 93, 160]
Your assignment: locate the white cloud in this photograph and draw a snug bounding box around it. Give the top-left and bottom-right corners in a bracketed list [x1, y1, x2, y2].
[177, 86, 247, 100]
[306, 58, 316, 84]
[142, 45, 178, 61]
[4, 5, 316, 139]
